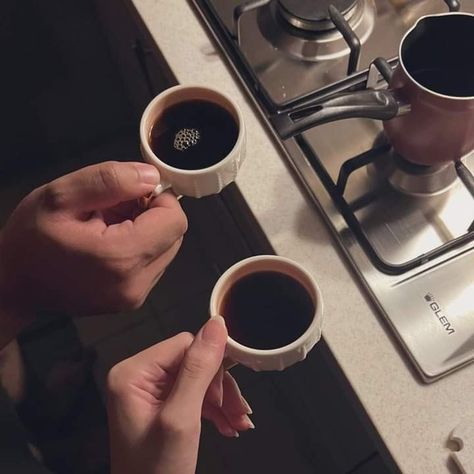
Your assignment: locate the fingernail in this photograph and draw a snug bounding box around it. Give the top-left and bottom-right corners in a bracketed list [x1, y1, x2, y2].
[208, 383, 223, 408]
[201, 316, 226, 343]
[240, 396, 253, 415]
[210, 315, 226, 326]
[243, 415, 255, 430]
[222, 427, 239, 438]
[136, 163, 160, 185]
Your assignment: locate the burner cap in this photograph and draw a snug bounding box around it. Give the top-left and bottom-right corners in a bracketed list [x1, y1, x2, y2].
[372, 150, 458, 196]
[278, 0, 358, 31]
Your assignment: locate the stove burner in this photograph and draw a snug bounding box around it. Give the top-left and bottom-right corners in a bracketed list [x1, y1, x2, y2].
[196, 0, 474, 384]
[373, 151, 458, 196]
[278, 0, 359, 32]
[258, 0, 375, 62]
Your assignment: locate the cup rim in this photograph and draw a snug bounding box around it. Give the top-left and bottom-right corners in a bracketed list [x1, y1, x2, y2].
[209, 255, 323, 356]
[139, 84, 245, 175]
[398, 12, 474, 102]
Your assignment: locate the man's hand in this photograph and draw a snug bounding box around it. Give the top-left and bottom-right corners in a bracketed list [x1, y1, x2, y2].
[107, 317, 254, 474]
[0, 161, 187, 340]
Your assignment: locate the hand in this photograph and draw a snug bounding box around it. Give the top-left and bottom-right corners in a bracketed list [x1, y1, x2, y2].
[107, 317, 254, 474]
[0, 161, 187, 341]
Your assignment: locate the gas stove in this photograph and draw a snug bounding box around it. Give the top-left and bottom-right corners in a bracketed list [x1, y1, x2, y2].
[192, 0, 474, 382]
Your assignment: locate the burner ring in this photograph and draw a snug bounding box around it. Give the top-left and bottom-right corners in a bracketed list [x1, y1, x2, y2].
[278, 0, 359, 32]
[258, 0, 375, 62]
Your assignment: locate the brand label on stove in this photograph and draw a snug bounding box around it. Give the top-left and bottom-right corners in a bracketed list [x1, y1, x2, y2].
[424, 293, 455, 335]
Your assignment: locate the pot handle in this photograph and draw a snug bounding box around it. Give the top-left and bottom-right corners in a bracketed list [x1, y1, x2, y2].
[272, 90, 401, 140]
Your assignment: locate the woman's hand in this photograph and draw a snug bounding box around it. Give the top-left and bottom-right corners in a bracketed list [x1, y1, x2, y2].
[0, 161, 187, 346]
[107, 317, 254, 474]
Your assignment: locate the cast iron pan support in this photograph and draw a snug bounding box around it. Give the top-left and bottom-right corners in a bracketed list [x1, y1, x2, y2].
[454, 161, 474, 232]
[233, 0, 271, 44]
[234, 0, 362, 78]
[328, 4, 361, 76]
[444, 0, 461, 12]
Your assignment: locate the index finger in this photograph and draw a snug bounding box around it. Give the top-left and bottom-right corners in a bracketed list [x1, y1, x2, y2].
[107, 332, 195, 400]
[130, 332, 195, 374]
[148, 190, 183, 211]
[103, 191, 188, 259]
[45, 161, 160, 213]
[133, 193, 188, 255]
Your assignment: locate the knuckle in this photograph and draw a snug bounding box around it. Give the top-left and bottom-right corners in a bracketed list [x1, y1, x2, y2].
[181, 351, 213, 380]
[107, 362, 130, 396]
[95, 244, 137, 279]
[108, 259, 134, 280]
[97, 162, 121, 192]
[42, 182, 68, 210]
[157, 408, 199, 437]
[116, 285, 146, 311]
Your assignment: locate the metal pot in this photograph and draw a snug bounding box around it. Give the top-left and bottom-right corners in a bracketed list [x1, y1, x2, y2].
[272, 12, 474, 169]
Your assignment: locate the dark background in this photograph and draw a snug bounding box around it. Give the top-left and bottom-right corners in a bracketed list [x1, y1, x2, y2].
[0, 1, 399, 473]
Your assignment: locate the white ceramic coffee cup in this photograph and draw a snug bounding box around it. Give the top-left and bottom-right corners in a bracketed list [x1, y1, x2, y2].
[210, 255, 323, 372]
[140, 85, 246, 198]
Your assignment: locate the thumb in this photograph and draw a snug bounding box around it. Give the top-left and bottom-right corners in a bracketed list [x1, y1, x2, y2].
[164, 317, 227, 417]
[45, 161, 160, 212]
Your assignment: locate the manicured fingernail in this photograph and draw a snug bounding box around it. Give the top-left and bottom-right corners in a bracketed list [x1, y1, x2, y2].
[210, 393, 223, 408]
[208, 385, 223, 408]
[240, 396, 253, 415]
[222, 427, 239, 438]
[136, 163, 160, 185]
[243, 416, 255, 430]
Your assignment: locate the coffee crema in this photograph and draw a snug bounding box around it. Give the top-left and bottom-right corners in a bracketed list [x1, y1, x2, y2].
[149, 100, 238, 170]
[220, 271, 314, 350]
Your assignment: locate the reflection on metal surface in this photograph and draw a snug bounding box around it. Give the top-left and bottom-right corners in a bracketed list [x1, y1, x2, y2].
[394, 0, 459, 26]
[258, 0, 375, 62]
[372, 151, 458, 196]
[278, 0, 359, 31]
[227, 0, 404, 103]
[303, 116, 474, 381]
[194, 0, 474, 382]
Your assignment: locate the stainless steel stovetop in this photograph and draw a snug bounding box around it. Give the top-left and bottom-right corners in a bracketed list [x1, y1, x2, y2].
[192, 0, 474, 382]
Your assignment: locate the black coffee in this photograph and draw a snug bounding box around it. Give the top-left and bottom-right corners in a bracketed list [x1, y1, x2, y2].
[150, 100, 238, 170]
[402, 15, 474, 97]
[410, 68, 474, 97]
[221, 271, 314, 350]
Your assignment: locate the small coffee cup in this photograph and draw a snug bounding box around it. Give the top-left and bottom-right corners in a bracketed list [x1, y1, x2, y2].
[210, 255, 323, 372]
[140, 85, 246, 198]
